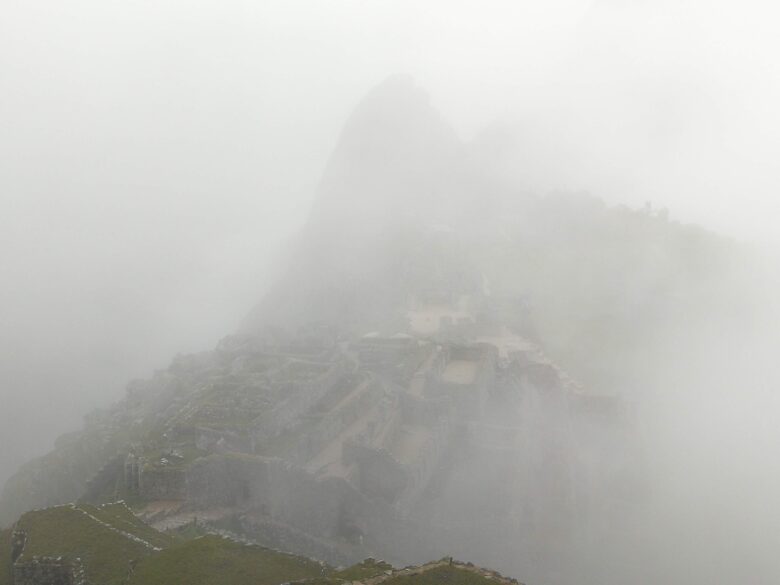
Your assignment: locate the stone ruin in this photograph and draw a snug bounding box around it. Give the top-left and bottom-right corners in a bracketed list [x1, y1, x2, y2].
[11, 557, 85, 585]
[58, 291, 629, 574]
[9, 530, 86, 585]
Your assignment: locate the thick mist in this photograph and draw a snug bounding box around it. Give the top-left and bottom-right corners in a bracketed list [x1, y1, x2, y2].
[3, 2, 780, 584]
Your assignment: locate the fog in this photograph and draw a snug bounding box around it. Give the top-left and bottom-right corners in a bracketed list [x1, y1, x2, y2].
[3, 1, 780, 584]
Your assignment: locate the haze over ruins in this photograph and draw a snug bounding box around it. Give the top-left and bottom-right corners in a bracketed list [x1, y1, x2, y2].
[4, 74, 773, 585]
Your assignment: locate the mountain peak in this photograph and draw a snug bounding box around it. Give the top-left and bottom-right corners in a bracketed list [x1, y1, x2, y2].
[314, 75, 462, 226]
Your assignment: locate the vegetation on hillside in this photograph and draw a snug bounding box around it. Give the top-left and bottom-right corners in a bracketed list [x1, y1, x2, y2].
[1, 500, 525, 585]
[383, 565, 507, 585]
[0, 529, 11, 585]
[332, 557, 394, 581]
[128, 535, 330, 585]
[14, 503, 172, 585]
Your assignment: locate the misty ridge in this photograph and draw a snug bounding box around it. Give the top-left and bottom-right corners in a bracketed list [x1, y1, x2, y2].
[3, 3, 780, 585]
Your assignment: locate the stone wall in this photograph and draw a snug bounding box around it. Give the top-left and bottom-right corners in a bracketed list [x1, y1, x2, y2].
[186, 454, 268, 507]
[396, 417, 452, 509]
[12, 555, 85, 585]
[193, 428, 252, 454]
[295, 378, 383, 463]
[253, 361, 345, 440]
[185, 454, 394, 544]
[399, 392, 451, 427]
[343, 441, 407, 503]
[429, 344, 496, 419]
[139, 467, 186, 500]
[354, 336, 430, 385]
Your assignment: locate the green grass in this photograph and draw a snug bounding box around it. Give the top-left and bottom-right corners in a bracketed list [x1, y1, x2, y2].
[128, 535, 331, 585]
[383, 566, 502, 585]
[333, 558, 393, 581]
[4, 506, 516, 585]
[0, 529, 12, 585]
[15, 504, 169, 585]
[304, 563, 516, 585]
[78, 503, 173, 550]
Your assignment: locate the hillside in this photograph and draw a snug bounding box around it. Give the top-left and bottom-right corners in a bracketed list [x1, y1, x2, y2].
[0, 77, 755, 584]
[0, 505, 520, 585]
[127, 535, 329, 585]
[0, 529, 11, 585]
[11, 503, 172, 585]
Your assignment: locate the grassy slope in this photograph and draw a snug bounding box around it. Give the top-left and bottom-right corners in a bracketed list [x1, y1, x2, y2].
[15, 504, 171, 585]
[333, 558, 394, 581]
[129, 535, 330, 585]
[80, 503, 172, 550]
[383, 566, 502, 585]
[0, 529, 11, 585]
[4, 506, 514, 585]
